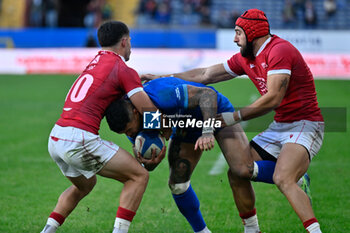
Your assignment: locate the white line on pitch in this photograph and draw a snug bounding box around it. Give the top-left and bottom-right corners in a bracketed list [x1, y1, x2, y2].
[209, 153, 227, 175]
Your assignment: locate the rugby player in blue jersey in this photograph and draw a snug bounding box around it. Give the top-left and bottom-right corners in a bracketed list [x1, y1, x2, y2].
[105, 77, 258, 233]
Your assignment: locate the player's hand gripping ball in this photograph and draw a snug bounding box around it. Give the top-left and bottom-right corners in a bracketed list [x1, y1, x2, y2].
[135, 131, 165, 159]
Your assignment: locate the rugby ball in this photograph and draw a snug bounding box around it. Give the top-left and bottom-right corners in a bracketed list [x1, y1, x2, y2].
[134, 131, 165, 159]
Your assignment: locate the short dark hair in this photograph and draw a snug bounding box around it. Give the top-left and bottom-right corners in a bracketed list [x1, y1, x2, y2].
[105, 98, 132, 133]
[97, 21, 129, 47]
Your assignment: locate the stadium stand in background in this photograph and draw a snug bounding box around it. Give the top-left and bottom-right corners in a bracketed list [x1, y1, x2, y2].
[0, 0, 349, 29]
[0, 0, 349, 77]
[136, 0, 350, 29]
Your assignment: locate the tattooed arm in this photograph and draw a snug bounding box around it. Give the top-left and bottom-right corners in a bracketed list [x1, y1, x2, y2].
[187, 85, 218, 123]
[186, 85, 217, 150]
[235, 73, 290, 121]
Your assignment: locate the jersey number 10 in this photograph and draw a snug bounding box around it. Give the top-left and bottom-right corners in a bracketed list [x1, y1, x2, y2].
[66, 74, 94, 102]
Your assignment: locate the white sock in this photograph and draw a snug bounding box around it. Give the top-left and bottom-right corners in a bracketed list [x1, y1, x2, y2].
[47, 218, 60, 228]
[40, 218, 60, 233]
[306, 222, 322, 233]
[243, 214, 260, 233]
[113, 217, 131, 233]
[196, 226, 212, 233]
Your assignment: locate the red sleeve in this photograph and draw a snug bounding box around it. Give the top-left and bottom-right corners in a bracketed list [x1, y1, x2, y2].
[267, 43, 294, 74]
[118, 65, 143, 95]
[227, 53, 245, 76]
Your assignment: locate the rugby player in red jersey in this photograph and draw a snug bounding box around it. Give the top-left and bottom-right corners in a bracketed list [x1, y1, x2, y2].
[143, 9, 324, 233]
[41, 21, 166, 233]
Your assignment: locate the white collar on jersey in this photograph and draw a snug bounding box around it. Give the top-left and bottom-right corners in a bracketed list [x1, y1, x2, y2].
[100, 50, 126, 62]
[117, 54, 126, 62]
[256, 37, 272, 57]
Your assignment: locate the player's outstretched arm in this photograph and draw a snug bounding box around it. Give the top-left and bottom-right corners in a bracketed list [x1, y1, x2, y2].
[141, 63, 233, 85]
[218, 73, 290, 127]
[140, 73, 163, 82]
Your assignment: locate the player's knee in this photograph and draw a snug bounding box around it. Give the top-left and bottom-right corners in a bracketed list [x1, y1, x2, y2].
[135, 168, 149, 187]
[76, 177, 96, 196]
[175, 159, 191, 176]
[238, 167, 253, 179]
[227, 164, 252, 181]
[168, 159, 192, 194]
[170, 159, 191, 182]
[124, 167, 149, 190]
[227, 169, 244, 187]
[168, 180, 190, 195]
[272, 172, 291, 191]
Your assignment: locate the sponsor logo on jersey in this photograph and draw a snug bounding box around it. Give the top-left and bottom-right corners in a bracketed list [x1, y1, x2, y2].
[255, 77, 268, 94]
[175, 87, 181, 100]
[261, 62, 268, 69]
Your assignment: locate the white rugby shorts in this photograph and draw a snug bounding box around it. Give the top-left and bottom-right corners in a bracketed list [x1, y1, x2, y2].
[48, 124, 119, 178]
[252, 120, 324, 160]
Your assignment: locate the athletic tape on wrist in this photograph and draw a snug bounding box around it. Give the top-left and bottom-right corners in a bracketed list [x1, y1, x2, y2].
[202, 126, 214, 134]
[237, 110, 242, 121]
[221, 111, 242, 126]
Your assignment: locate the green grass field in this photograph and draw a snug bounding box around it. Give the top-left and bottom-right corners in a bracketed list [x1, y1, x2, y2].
[0, 74, 349, 233]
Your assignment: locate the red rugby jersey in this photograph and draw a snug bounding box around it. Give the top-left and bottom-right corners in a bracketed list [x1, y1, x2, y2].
[56, 50, 143, 134]
[225, 35, 323, 122]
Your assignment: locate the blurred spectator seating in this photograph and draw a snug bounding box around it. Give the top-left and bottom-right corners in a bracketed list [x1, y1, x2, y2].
[0, 0, 349, 30]
[304, 0, 318, 28]
[135, 0, 350, 30]
[324, 0, 337, 18]
[136, 0, 213, 27]
[282, 0, 297, 28]
[24, 0, 113, 28]
[215, 9, 239, 28]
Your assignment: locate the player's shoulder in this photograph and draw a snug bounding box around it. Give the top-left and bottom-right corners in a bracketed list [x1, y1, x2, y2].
[227, 52, 246, 70]
[91, 52, 140, 82]
[98, 50, 119, 63]
[108, 57, 139, 79]
[269, 35, 296, 52]
[228, 51, 243, 61]
[98, 51, 130, 69]
[89, 50, 120, 72]
[265, 35, 299, 59]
